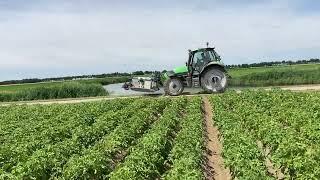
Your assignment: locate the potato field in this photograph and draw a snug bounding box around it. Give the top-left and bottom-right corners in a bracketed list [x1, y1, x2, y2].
[0, 90, 319, 180]
[0, 97, 204, 179]
[211, 90, 320, 179]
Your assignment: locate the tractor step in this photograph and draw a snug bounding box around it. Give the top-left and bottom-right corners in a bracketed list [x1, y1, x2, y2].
[192, 78, 200, 87]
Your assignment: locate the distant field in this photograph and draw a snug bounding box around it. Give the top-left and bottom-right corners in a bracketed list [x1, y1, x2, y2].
[0, 82, 108, 102]
[228, 63, 320, 77]
[0, 77, 129, 102]
[0, 77, 129, 93]
[0, 81, 63, 93]
[228, 63, 320, 87]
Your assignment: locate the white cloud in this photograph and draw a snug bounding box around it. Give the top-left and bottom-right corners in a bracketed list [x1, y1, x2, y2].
[0, 0, 319, 80]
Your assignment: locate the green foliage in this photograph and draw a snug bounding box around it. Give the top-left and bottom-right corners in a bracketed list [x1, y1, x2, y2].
[2, 91, 319, 180]
[11, 99, 148, 179]
[163, 97, 204, 180]
[0, 77, 129, 93]
[0, 99, 130, 173]
[210, 90, 320, 179]
[210, 94, 272, 180]
[0, 98, 178, 179]
[62, 98, 170, 179]
[0, 95, 208, 179]
[0, 82, 107, 102]
[228, 65, 320, 87]
[109, 97, 187, 180]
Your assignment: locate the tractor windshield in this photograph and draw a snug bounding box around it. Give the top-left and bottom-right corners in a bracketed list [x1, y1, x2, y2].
[193, 50, 215, 65]
[192, 50, 212, 72]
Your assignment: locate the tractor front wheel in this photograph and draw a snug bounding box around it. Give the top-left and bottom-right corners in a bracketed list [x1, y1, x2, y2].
[164, 78, 184, 96]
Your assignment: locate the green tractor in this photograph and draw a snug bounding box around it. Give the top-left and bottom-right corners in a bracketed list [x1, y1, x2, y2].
[123, 44, 228, 96]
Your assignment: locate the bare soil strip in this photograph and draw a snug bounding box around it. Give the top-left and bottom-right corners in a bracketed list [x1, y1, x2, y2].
[202, 96, 232, 180]
[257, 141, 285, 180]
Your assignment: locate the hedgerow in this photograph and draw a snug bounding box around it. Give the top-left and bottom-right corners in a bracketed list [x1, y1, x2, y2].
[0, 82, 107, 102]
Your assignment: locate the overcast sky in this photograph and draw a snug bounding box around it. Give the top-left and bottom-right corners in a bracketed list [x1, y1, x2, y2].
[0, 0, 319, 81]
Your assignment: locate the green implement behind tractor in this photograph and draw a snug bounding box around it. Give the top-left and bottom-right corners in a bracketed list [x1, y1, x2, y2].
[123, 44, 228, 96]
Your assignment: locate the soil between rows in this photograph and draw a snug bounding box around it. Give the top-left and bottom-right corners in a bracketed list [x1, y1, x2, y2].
[202, 96, 232, 180]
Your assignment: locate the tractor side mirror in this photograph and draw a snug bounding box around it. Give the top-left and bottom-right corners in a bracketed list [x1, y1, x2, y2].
[185, 62, 188, 66]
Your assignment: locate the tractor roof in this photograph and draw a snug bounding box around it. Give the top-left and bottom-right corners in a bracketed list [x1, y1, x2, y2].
[190, 47, 215, 54]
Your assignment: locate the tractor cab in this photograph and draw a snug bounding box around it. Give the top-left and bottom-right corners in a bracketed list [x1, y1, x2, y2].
[187, 47, 222, 76]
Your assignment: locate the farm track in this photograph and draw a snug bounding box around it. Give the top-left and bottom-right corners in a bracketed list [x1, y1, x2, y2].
[1, 84, 320, 106]
[202, 96, 231, 180]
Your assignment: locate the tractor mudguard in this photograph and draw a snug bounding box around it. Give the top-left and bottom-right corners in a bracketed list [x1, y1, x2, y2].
[199, 62, 228, 88]
[200, 62, 226, 74]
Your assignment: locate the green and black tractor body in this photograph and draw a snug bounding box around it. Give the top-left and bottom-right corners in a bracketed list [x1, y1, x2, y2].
[123, 46, 228, 96]
[162, 47, 227, 95]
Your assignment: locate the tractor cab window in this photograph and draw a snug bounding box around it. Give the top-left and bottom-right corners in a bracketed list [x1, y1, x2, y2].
[208, 51, 216, 61]
[192, 50, 213, 72]
[212, 50, 221, 61]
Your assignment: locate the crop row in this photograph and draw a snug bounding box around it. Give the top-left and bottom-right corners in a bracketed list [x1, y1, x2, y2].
[163, 97, 204, 180]
[0, 99, 130, 145]
[210, 94, 272, 180]
[8, 98, 166, 179]
[109, 97, 187, 179]
[0, 98, 131, 172]
[1, 96, 209, 179]
[235, 90, 320, 179]
[61, 98, 170, 179]
[210, 90, 320, 179]
[11, 98, 159, 179]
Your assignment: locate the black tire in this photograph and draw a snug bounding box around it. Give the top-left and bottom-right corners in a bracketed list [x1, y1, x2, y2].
[200, 67, 227, 93]
[164, 77, 184, 96]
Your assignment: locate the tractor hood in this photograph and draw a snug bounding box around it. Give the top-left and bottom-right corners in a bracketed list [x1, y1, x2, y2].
[173, 65, 188, 74]
[163, 65, 188, 80]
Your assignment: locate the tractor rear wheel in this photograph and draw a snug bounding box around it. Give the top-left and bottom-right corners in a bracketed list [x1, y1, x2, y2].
[201, 67, 227, 93]
[164, 78, 184, 96]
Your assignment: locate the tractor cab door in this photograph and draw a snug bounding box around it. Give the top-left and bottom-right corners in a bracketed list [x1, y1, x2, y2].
[191, 50, 214, 74]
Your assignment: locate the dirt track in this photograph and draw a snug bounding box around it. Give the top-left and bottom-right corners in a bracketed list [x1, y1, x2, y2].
[263, 84, 320, 91]
[202, 96, 231, 180]
[1, 84, 320, 106]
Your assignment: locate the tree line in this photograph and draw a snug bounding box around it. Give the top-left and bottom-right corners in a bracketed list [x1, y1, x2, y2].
[225, 58, 320, 69]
